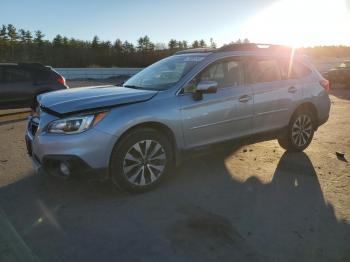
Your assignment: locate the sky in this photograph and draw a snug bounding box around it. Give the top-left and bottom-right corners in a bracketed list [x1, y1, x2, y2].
[1, 0, 350, 47]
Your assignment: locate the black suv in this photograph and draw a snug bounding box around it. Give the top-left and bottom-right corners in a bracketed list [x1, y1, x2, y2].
[0, 63, 68, 109]
[324, 60, 350, 88]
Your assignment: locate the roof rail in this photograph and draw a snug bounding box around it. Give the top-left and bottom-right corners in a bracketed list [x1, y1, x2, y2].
[175, 44, 296, 56]
[175, 48, 216, 55]
[217, 43, 294, 53]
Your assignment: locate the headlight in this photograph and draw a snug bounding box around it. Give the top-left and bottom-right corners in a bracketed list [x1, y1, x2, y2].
[47, 111, 108, 134]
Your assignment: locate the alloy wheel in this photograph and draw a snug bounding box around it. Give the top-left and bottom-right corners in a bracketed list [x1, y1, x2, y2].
[122, 140, 166, 186]
[291, 114, 313, 147]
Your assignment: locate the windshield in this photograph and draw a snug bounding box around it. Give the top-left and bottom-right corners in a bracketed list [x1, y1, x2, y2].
[123, 54, 206, 90]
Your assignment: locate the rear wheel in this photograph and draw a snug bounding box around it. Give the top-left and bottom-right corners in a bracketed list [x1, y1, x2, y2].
[278, 111, 315, 152]
[110, 128, 173, 193]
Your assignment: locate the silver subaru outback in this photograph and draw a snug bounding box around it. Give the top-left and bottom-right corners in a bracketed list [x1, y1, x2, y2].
[26, 44, 331, 192]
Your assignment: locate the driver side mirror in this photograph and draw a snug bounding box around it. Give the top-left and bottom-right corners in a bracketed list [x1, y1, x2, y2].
[193, 80, 218, 101]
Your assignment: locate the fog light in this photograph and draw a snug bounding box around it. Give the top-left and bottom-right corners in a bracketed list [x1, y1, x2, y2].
[59, 162, 70, 177]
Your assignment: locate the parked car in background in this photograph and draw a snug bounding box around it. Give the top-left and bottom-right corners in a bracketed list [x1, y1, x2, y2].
[0, 63, 68, 109]
[324, 60, 350, 88]
[26, 44, 331, 193]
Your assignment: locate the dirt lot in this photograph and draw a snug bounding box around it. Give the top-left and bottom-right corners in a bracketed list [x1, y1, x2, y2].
[0, 89, 349, 262]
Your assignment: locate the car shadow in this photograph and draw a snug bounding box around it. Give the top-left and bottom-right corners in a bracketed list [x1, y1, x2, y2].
[0, 150, 349, 262]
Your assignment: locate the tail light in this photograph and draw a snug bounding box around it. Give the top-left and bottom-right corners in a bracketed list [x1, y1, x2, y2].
[56, 75, 66, 86]
[319, 79, 330, 92]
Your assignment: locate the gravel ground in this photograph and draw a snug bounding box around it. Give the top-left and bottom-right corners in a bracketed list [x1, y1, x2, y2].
[0, 89, 349, 262]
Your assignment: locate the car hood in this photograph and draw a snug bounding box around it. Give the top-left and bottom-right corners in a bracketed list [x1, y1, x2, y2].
[38, 85, 158, 116]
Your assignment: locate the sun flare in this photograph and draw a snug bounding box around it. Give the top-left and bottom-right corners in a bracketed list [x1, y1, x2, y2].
[239, 0, 350, 47]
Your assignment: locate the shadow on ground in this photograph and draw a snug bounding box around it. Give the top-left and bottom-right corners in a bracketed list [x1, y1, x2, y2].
[0, 150, 349, 262]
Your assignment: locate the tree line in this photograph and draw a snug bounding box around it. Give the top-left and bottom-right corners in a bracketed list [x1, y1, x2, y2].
[0, 24, 349, 68]
[0, 24, 217, 67]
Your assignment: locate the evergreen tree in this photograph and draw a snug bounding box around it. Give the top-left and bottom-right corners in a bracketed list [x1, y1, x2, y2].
[19, 29, 27, 43]
[168, 39, 178, 49]
[199, 39, 206, 47]
[192, 40, 199, 48]
[33, 30, 45, 61]
[210, 38, 216, 48]
[7, 24, 17, 59]
[7, 24, 18, 42]
[137, 35, 154, 52]
[24, 31, 32, 43]
[123, 41, 135, 53]
[113, 39, 123, 52]
[53, 34, 63, 47]
[92, 36, 99, 49]
[34, 30, 44, 44]
[0, 25, 8, 41]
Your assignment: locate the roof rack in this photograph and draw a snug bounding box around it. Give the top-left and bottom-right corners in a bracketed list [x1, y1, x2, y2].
[175, 44, 296, 56]
[175, 48, 216, 55]
[217, 43, 294, 53]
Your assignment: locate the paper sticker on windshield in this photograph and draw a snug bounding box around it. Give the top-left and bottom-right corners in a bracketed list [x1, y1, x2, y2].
[184, 56, 205, 62]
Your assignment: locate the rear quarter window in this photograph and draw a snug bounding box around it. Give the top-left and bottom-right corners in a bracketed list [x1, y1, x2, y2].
[32, 69, 54, 84]
[279, 59, 312, 79]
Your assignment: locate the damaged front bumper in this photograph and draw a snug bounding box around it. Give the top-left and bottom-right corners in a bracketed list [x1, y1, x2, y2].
[25, 116, 111, 180]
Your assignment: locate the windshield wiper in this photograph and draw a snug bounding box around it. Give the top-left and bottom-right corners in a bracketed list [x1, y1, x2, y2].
[123, 85, 144, 89]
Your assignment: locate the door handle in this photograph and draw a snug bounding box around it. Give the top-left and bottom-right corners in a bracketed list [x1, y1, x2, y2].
[239, 95, 252, 103]
[288, 86, 297, 94]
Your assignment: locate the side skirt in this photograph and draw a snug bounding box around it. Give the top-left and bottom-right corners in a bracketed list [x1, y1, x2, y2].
[176, 127, 288, 164]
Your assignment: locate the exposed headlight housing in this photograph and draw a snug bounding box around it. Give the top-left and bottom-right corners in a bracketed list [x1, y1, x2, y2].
[47, 111, 108, 134]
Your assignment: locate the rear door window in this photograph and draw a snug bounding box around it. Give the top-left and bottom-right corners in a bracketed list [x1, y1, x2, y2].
[246, 59, 281, 84]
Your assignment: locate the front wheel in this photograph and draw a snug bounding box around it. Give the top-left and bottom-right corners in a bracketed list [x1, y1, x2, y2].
[278, 111, 315, 152]
[110, 128, 173, 193]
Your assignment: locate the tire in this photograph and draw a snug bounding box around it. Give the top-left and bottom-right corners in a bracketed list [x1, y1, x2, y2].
[110, 128, 173, 193]
[278, 110, 315, 152]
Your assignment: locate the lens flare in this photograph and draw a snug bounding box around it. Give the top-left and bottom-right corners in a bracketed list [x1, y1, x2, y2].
[239, 0, 350, 47]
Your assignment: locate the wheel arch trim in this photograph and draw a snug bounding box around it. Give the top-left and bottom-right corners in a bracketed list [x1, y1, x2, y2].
[109, 121, 181, 172]
[291, 101, 319, 129]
